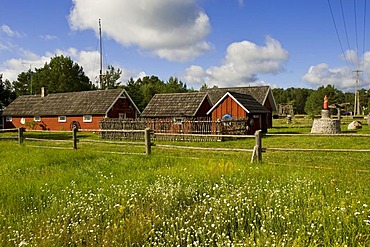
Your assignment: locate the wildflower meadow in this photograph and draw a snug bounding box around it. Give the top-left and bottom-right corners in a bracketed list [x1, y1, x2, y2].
[0, 124, 369, 246]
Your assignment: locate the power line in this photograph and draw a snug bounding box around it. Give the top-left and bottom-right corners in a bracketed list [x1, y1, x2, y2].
[327, 0, 352, 70]
[340, 0, 355, 68]
[354, 0, 360, 67]
[362, 0, 367, 73]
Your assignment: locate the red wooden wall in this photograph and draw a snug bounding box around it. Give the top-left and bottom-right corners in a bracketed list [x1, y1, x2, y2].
[5, 115, 104, 131]
[211, 96, 247, 120]
[107, 98, 137, 119]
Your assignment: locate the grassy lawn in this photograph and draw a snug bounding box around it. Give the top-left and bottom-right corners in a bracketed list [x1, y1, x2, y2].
[0, 119, 369, 246]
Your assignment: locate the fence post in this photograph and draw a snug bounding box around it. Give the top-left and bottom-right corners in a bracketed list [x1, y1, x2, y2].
[145, 128, 151, 155]
[253, 130, 262, 162]
[18, 127, 24, 145]
[72, 127, 78, 150]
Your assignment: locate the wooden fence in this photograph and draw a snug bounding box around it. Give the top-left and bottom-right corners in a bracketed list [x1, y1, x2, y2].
[3, 128, 370, 163]
[99, 118, 252, 141]
[1, 128, 262, 162]
[1, 128, 151, 155]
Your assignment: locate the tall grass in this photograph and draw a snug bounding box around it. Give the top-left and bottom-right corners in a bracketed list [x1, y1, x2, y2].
[0, 122, 369, 246]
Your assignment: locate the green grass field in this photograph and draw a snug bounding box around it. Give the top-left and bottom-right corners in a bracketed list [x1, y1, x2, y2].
[0, 119, 369, 246]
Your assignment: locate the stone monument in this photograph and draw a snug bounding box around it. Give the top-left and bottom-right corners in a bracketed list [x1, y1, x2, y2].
[311, 95, 341, 134]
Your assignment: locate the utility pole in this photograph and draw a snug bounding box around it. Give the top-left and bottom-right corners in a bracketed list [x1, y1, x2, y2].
[22, 62, 33, 95]
[353, 70, 362, 116]
[99, 19, 103, 89]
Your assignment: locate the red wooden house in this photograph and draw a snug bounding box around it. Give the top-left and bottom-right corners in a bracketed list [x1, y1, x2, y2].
[206, 91, 271, 134]
[2, 88, 140, 131]
[203, 86, 277, 128]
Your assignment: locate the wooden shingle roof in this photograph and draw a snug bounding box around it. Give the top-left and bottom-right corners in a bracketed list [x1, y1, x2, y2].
[3, 89, 139, 116]
[207, 92, 270, 115]
[141, 92, 210, 117]
[203, 86, 277, 111]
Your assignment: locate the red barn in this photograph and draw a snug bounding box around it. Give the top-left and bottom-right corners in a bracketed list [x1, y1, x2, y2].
[2, 89, 140, 131]
[206, 91, 271, 134]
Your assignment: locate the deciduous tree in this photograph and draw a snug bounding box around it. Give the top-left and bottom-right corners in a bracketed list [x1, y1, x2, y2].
[13, 55, 95, 95]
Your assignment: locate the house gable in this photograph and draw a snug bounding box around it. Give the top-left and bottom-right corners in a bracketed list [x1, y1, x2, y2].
[207, 92, 270, 117]
[106, 90, 141, 118]
[203, 86, 277, 112]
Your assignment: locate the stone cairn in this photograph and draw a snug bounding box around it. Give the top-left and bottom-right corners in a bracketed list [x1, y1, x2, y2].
[311, 95, 341, 134]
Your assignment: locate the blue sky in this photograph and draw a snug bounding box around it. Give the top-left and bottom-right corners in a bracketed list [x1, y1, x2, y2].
[1, 0, 369, 91]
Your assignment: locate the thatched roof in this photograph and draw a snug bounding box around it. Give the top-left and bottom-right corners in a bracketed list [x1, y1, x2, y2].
[2, 89, 140, 116]
[141, 92, 210, 117]
[202, 86, 277, 111]
[207, 92, 270, 115]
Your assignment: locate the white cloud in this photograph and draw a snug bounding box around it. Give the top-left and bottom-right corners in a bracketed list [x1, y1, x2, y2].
[40, 34, 58, 41]
[68, 0, 212, 62]
[0, 47, 144, 86]
[0, 50, 48, 82]
[0, 25, 24, 38]
[183, 37, 289, 88]
[302, 51, 370, 91]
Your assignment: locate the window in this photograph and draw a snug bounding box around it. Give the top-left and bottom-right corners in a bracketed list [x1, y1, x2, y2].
[58, 116, 67, 122]
[83, 115, 92, 123]
[5, 116, 12, 122]
[34, 116, 41, 122]
[20, 118, 26, 124]
[173, 118, 183, 125]
[119, 113, 126, 119]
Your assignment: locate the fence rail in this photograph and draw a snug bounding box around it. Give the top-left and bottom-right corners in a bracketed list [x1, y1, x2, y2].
[2, 128, 369, 163]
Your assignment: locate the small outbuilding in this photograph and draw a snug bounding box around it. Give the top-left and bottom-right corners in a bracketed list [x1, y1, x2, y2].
[141, 92, 212, 133]
[2, 88, 140, 131]
[206, 91, 271, 134]
[141, 92, 212, 119]
[203, 86, 277, 128]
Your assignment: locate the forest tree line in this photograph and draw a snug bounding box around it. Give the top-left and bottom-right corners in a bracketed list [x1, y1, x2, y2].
[272, 86, 370, 116]
[1, 55, 369, 115]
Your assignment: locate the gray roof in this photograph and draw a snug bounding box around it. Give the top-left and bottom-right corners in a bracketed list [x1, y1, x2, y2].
[202, 86, 277, 111]
[207, 92, 270, 115]
[2, 89, 139, 116]
[141, 92, 210, 117]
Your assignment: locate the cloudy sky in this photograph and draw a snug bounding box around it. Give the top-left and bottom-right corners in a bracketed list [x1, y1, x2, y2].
[1, 0, 369, 91]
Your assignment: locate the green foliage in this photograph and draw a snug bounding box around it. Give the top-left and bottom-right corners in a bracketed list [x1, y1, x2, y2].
[165, 76, 187, 93]
[12, 71, 32, 96]
[273, 87, 313, 114]
[0, 74, 16, 109]
[304, 85, 345, 116]
[124, 75, 189, 111]
[273, 86, 370, 116]
[100, 65, 122, 89]
[24, 120, 38, 130]
[12, 55, 95, 95]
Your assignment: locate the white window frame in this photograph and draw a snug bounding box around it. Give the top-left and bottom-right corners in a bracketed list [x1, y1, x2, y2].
[58, 116, 67, 123]
[5, 116, 12, 122]
[34, 116, 41, 122]
[20, 117, 26, 124]
[173, 117, 183, 125]
[83, 115, 93, 123]
[119, 113, 126, 119]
